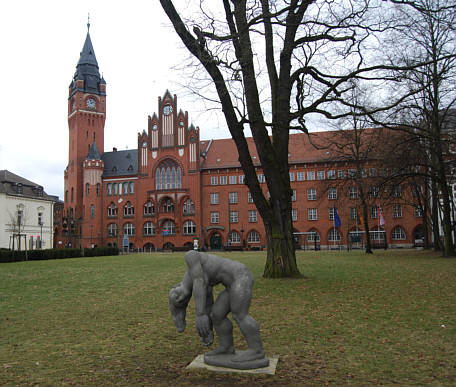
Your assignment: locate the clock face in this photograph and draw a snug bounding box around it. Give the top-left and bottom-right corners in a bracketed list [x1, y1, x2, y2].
[152, 124, 158, 130]
[86, 98, 96, 109]
[142, 141, 147, 147]
[179, 121, 184, 127]
[163, 105, 173, 115]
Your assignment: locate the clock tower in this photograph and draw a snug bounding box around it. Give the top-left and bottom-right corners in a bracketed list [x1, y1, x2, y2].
[64, 22, 106, 242]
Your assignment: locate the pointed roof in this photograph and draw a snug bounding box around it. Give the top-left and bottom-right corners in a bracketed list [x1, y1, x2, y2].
[70, 23, 103, 95]
[78, 21, 99, 68]
[86, 142, 101, 160]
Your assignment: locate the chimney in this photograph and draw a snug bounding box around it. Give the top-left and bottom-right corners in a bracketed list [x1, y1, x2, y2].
[113, 147, 117, 152]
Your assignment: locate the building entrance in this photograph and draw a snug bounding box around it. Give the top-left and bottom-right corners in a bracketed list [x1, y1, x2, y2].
[210, 233, 222, 250]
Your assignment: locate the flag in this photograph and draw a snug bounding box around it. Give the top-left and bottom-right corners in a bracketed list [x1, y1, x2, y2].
[334, 206, 342, 228]
[378, 204, 385, 227]
[357, 208, 363, 226]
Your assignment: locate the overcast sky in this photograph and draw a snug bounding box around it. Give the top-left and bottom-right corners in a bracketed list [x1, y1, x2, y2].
[0, 1, 232, 200]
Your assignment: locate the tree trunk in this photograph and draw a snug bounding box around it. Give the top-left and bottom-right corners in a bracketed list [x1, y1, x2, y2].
[263, 212, 300, 278]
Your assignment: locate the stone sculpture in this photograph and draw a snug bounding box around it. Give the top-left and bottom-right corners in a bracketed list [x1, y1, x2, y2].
[169, 250, 269, 369]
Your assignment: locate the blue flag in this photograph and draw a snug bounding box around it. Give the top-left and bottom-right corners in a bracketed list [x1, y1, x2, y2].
[334, 207, 342, 228]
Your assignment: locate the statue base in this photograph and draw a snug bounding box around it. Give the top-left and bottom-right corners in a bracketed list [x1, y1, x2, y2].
[186, 354, 278, 375]
[204, 351, 269, 370]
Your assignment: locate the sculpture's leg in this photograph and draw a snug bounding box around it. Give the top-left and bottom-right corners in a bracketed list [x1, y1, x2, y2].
[204, 289, 234, 357]
[230, 276, 266, 362]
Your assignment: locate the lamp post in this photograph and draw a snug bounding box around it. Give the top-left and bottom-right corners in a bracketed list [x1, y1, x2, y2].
[241, 225, 245, 250]
[117, 197, 123, 251]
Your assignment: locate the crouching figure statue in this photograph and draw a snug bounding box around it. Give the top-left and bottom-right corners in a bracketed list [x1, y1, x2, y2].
[169, 250, 269, 369]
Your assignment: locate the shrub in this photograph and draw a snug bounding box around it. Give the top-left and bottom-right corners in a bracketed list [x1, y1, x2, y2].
[0, 246, 119, 263]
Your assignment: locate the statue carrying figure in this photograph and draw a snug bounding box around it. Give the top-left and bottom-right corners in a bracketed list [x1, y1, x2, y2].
[169, 250, 269, 369]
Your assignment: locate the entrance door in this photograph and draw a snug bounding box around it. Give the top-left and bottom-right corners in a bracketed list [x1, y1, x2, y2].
[210, 233, 222, 250]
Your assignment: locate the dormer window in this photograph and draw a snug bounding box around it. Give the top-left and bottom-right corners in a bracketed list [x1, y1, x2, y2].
[17, 184, 23, 194]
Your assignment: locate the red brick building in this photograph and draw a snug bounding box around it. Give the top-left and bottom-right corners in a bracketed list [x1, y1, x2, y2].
[59, 27, 424, 251]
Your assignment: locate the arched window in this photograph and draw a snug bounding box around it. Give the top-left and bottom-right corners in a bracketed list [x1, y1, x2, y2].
[162, 198, 174, 213]
[328, 228, 341, 242]
[155, 159, 182, 190]
[307, 229, 320, 242]
[113, 183, 118, 195]
[123, 182, 128, 195]
[229, 231, 241, 244]
[96, 183, 100, 197]
[107, 183, 112, 196]
[107, 202, 118, 217]
[162, 220, 176, 235]
[143, 222, 156, 236]
[129, 182, 134, 194]
[371, 226, 386, 241]
[90, 204, 95, 218]
[144, 201, 155, 216]
[392, 226, 406, 240]
[107, 223, 118, 237]
[183, 220, 196, 235]
[123, 223, 135, 236]
[71, 187, 74, 202]
[124, 202, 134, 217]
[247, 231, 260, 243]
[183, 198, 195, 216]
[86, 183, 90, 196]
[156, 169, 161, 190]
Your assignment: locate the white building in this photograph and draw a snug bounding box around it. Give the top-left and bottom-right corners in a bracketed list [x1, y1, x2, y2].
[0, 170, 57, 250]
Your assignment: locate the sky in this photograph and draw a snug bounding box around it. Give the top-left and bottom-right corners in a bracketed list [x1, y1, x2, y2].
[0, 1, 231, 200]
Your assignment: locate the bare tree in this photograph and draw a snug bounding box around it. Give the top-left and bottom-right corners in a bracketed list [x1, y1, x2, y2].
[379, 0, 456, 256]
[159, 0, 439, 275]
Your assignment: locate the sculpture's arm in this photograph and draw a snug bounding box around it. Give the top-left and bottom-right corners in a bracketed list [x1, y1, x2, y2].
[185, 252, 211, 338]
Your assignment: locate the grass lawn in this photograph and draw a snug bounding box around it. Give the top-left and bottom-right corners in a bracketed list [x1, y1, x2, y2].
[0, 249, 455, 386]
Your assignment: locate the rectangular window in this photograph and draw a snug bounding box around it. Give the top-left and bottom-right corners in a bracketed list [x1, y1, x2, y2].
[289, 172, 295, 182]
[350, 207, 358, 220]
[308, 208, 318, 221]
[229, 175, 237, 184]
[317, 171, 325, 180]
[370, 206, 378, 219]
[292, 190, 296, 202]
[338, 170, 346, 179]
[38, 212, 43, 225]
[257, 174, 265, 183]
[328, 188, 337, 200]
[211, 176, 218, 185]
[361, 169, 367, 178]
[297, 172, 306, 181]
[229, 211, 239, 223]
[349, 186, 358, 199]
[392, 185, 402, 197]
[292, 209, 297, 222]
[248, 210, 257, 222]
[415, 206, 423, 217]
[369, 168, 377, 177]
[210, 192, 219, 204]
[329, 207, 335, 221]
[210, 212, 219, 223]
[327, 170, 336, 180]
[248, 192, 253, 203]
[307, 171, 315, 180]
[393, 204, 402, 218]
[239, 175, 245, 184]
[220, 176, 227, 185]
[348, 169, 356, 178]
[368, 186, 379, 198]
[229, 192, 238, 204]
[307, 188, 317, 200]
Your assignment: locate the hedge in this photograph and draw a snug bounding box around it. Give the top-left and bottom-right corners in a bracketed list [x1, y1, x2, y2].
[0, 247, 119, 263]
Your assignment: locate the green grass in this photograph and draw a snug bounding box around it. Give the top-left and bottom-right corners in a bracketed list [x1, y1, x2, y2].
[1, 250, 455, 386]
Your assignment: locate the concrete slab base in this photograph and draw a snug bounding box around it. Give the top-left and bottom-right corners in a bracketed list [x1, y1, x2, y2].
[186, 354, 279, 375]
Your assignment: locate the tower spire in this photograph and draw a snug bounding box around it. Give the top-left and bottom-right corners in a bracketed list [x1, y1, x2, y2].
[87, 13, 90, 32]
